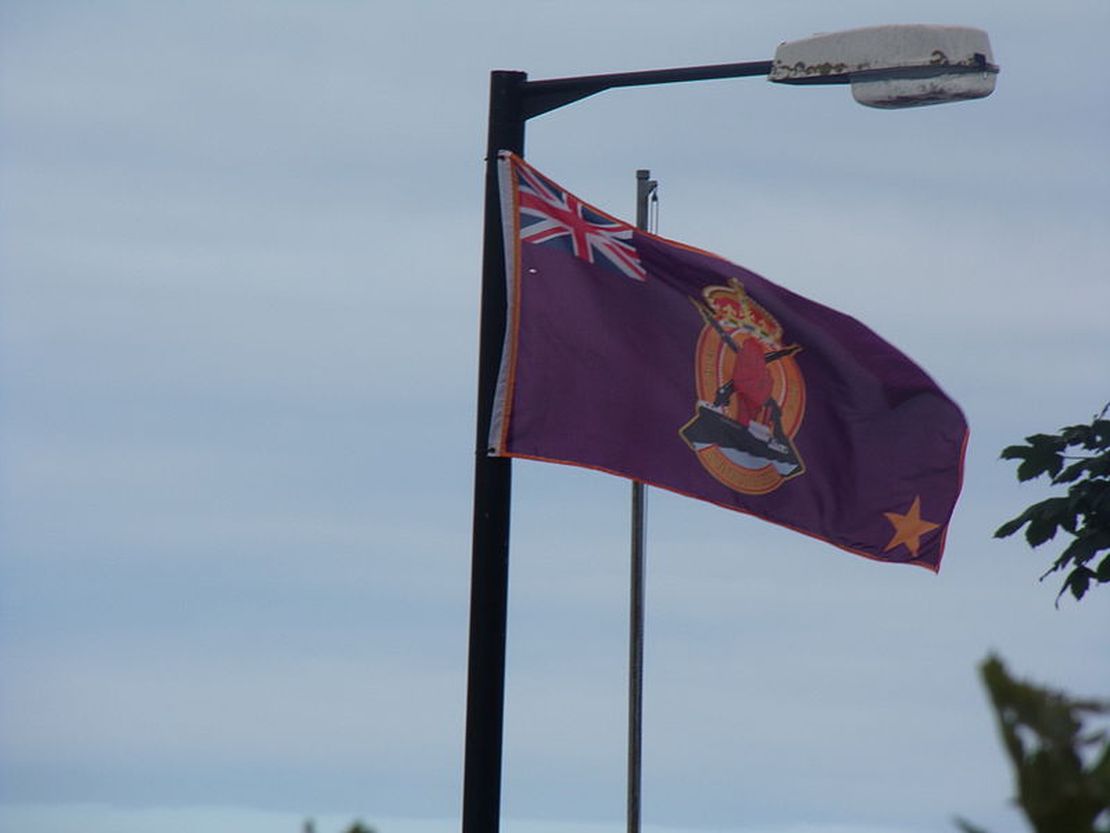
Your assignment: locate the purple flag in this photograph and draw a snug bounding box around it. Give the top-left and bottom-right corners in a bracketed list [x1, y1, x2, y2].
[491, 152, 967, 571]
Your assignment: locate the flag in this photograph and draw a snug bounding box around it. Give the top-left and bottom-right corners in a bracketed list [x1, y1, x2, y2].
[490, 151, 968, 571]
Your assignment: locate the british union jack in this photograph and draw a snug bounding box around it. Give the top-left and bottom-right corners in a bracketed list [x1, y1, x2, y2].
[515, 159, 646, 282]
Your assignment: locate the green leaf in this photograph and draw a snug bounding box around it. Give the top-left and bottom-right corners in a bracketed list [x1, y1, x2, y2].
[1018, 450, 1064, 482]
[995, 500, 1056, 539]
[1002, 436, 1067, 482]
[1067, 567, 1094, 600]
[1000, 443, 1031, 460]
[1084, 453, 1110, 479]
[1060, 423, 1094, 447]
[1024, 432, 1067, 449]
[1021, 497, 1071, 548]
[1025, 515, 1059, 547]
[1091, 418, 1110, 449]
[1094, 488, 1110, 516]
[995, 511, 1033, 539]
[1065, 486, 1095, 527]
[1059, 509, 1080, 535]
[1055, 456, 1097, 485]
[1058, 533, 1097, 569]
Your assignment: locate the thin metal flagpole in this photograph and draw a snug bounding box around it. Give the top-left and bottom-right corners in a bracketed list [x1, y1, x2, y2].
[628, 168, 657, 833]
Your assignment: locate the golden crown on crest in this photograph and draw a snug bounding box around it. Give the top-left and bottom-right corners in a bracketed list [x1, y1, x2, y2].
[704, 279, 783, 348]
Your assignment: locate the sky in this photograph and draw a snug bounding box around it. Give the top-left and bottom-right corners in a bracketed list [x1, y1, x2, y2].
[0, 2, 1107, 833]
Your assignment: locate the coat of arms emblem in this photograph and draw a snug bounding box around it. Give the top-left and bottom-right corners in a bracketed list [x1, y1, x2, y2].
[681, 279, 806, 495]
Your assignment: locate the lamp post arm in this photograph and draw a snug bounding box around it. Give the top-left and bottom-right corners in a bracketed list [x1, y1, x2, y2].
[519, 59, 774, 119]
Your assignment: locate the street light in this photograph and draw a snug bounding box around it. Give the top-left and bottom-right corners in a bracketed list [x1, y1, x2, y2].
[463, 24, 998, 833]
[770, 25, 998, 108]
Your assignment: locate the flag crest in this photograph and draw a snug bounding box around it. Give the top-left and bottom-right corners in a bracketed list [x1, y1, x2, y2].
[491, 151, 968, 571]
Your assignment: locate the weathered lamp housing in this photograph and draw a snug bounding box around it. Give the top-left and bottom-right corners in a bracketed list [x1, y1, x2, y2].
[770, 25, 998, 108]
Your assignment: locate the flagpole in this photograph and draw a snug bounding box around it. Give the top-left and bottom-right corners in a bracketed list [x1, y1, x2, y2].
[628, 168, 657, 833]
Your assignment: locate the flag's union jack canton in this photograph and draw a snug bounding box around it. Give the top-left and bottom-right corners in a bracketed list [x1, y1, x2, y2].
[513, 156, 646, 282]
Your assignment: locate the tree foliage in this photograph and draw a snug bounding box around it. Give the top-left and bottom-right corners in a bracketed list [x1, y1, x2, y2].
[957, 655, 1109, 833]
[995, 404, 1110, 602]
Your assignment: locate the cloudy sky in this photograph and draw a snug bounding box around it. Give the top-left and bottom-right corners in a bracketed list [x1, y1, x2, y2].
[1, 2, 1107, 833]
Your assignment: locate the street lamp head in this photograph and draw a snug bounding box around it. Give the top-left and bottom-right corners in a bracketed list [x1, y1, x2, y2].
[770, 25, 998, 109]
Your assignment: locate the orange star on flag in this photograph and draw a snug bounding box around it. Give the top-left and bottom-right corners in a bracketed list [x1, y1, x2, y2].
[883, 496, 940, 557]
